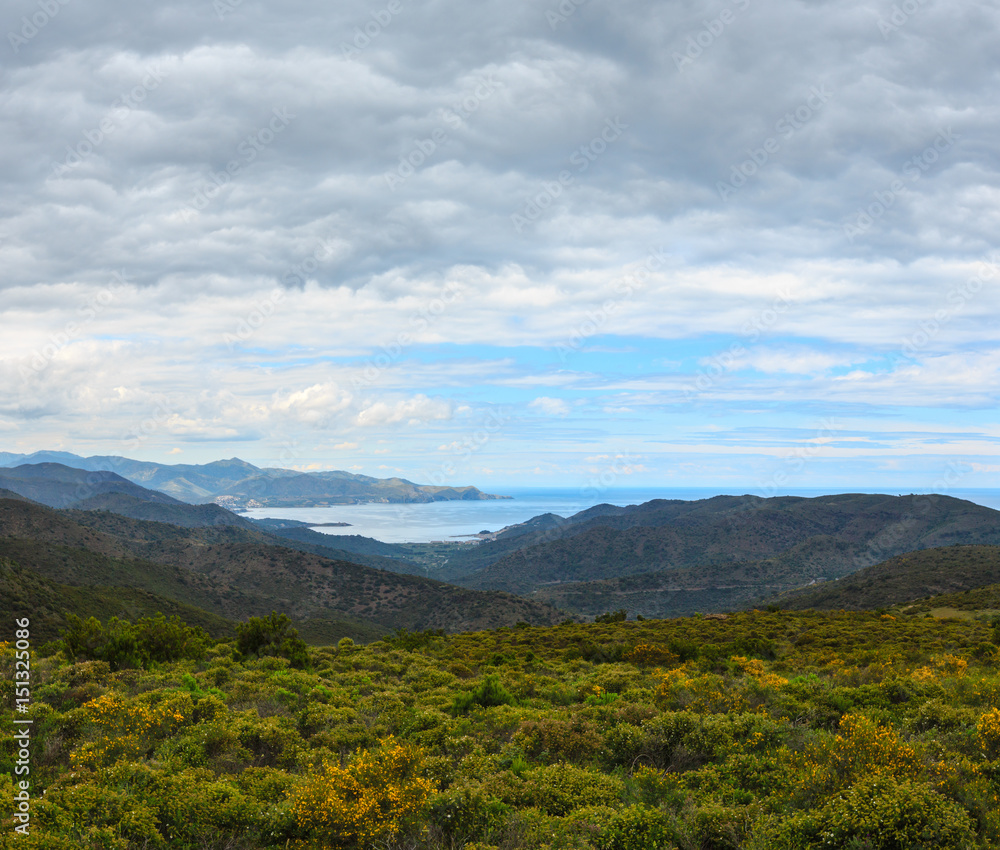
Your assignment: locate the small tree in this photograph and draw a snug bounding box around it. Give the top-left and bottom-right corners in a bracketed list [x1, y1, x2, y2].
[134, 614, 209, 664]
[61, 615, 141, 671]
[61, 613, 211, 669]
[595, 609, 628, 624]
[236, 612, 309, 668]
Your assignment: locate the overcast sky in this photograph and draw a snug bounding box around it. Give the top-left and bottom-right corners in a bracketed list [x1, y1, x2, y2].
[2, 0, 998, 493]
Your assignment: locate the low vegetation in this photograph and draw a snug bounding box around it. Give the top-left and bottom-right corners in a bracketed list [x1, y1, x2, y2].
[3, 606, 1000, 849]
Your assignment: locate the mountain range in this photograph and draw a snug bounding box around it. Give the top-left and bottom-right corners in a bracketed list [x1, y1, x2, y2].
[5, 452, 1000, 638]
[437, 493, 1000, 617]
[0, 451, 509, 506]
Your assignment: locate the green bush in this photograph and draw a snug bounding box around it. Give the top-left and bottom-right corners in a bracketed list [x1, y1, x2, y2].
[596, 610, 628, 624]
[452, 674, 517, 715]
[816, 776, 977, 849]
[60, 613, 210, 670]
[235, 612, 309, 668]
[599, 804, 673, 850]
[515, 715, 602, 763]
[428, 786, 510, 846]
[494, 763, 621, 815]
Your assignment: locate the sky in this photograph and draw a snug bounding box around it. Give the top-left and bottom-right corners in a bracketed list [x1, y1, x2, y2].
[1, 0, 998, 494]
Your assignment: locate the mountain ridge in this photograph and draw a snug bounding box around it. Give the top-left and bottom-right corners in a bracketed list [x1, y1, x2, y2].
[444, 494, 1000, 617]
[0, 452, 510, 506]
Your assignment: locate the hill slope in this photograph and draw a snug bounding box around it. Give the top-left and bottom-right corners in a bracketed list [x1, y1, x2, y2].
[779, 544, 1000, 611]
[0, 463, 183, 509]
[0, 498, 566, 639]
[70, 492, 254, 527]
[452, 494, 1000, 611]
[0, 557, 237, 644]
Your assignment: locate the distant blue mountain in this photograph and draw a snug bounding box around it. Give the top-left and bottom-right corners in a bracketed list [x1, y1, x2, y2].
[0, 452, 508, 506]
[0, 463, 183, 509]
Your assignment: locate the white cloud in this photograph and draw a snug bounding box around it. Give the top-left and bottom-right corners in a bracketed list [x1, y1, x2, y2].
[528, 396, 571, 417]
[1, 0, 997, 487]
[355, 395, 453, 426]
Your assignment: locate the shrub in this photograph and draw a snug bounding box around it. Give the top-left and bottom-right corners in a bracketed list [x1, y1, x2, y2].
[816, 776, 977, 849]
[61, 615, 141, 671]
[514, 715, 602, 763]
[599, 804, 673, 850]
[626, 643, 680, 666]
[236, 612, 309, 668]
[428, 785, 509, 846]
[292, 737, 434, 847]
[70, 690, 193, 770]
[977, 707, 1000, 759]
[596, 610, 628, 624]
[133, 613, 210, 664]
[60, 614, 210, 670]
[493, 763, 621, 815]
[452, 674, 517, 715]
[385, 627, 446, 651]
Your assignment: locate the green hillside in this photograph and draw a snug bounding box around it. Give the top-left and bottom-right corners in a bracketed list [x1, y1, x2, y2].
[0, 499, 567, 639]
[69, 492, 253, 528]
[781, 544, 1000, 611]
[0, 463, 183, 508]
[0, 558, 236, 644]
[453, 494, 1000, 605]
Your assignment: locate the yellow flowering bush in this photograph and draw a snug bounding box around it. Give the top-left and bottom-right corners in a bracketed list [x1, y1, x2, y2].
[292, 737, 434, 848]
[976, 707, 1000, 759]
[70, 690, 192, 769]
[913, 653, 969, 682]
[625, 643, 679, 666]
[792, 713, 922, 804]
[731, 654, 789, 689]
[655, 665, 745, 712]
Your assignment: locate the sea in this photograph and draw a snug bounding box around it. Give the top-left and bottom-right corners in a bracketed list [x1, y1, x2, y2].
[243, 487, 1000, 544]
